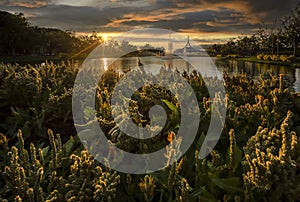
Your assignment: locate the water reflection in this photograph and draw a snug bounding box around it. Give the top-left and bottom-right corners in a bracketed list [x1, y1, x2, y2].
[102, 57, 108, 71]
[295, 68, 300, 92]
[213, 59, 299, 92]
[95, 57, 300, 92]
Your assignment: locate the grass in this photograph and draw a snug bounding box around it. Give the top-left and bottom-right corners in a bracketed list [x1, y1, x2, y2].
[0, 55, 67, 65]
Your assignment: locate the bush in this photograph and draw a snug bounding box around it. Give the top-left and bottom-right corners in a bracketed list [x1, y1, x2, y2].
[280, 55, 288, 62]
[0, 62, 78, 142]
[256, 54, 264, 60]
[0, 63, 300, 201]
[263, 54, 271, 61]
[257, 54, 295, 63]
[0, 130, 120, 202]
[227, 54, 240, 58]
[270, 54, 280, 61]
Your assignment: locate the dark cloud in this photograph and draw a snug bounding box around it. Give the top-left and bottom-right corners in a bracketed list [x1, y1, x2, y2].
[30, 5, 116, 31]
[244, 0, 296, 14]
[0, 4, 140, 32]
[203, 0, 297, 20]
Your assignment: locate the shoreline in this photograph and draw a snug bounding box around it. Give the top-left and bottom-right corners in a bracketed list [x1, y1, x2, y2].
[215, 56, 300, 68]
[1, 55, 300, 68]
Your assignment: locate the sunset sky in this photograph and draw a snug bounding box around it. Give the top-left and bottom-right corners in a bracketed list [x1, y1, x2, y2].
[0, 0, 297, 44]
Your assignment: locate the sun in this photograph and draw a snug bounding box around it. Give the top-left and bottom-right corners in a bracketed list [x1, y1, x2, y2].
[102, 34, 109, 41]
[96, 33, 109, 42]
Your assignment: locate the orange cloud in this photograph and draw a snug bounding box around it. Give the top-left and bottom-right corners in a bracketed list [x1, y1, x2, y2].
[7, 1, 47, 8]
[104, 12, 184, 28]
[204, 20, 244, 27]
[178, 28, 242, 38]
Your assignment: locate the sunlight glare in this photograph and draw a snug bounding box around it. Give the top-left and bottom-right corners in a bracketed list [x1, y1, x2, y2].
[102, 34, 108, 41]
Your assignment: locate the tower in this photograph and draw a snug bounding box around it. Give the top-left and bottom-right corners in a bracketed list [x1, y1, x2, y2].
[183, 36, 192, 56]
[184, 36, 192, 48]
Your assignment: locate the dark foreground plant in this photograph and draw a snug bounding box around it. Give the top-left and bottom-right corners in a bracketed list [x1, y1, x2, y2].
[0, 62, 299, 201]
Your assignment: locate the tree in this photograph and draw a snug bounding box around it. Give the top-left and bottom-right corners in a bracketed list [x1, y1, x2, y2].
[120, 40, 137, 53]
[282, 2, 300, 56]
[0, 11, 103, 57]
[207, 2, 300, 57]
[0, 11, 29, 55]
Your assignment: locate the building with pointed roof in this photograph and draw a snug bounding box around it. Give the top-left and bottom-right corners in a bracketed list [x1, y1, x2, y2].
[174, 36, 207, 56]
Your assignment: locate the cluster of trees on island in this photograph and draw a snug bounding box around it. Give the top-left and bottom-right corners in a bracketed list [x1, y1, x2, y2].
[207, 2, 300, 57]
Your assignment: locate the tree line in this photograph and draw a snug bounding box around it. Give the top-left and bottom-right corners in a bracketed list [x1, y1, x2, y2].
[207, 2, 300, 57]
[0, 11, 103, 57]
[0, 11, 166, 58]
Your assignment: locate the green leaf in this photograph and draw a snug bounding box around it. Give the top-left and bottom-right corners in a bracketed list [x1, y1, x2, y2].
[160, 99, 180, 128]
[226, 144, 243, 170]
[83, 106, 95, 120]
[161, 99, 179, 117]
[211, 177, 243, 193]
[42, 146, 50, 157]
[195, 132, 206, 150]
[233, 145, 243, 169]
[190, 188, 217, 202]
[78, 129, 98, 142]
[64, 136, 75, 155]
[168, 190, 173, 202]
[152, 170, 169, 189]
[189, 188, 203, 198]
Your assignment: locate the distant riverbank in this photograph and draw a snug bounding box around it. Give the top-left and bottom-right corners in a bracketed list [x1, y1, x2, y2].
[216, 56, 300, 68]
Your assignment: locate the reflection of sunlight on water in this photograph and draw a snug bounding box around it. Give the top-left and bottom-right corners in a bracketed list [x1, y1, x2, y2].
[136, 56, 221, 78]
[102, 58, 108, 71]
[99, 57, 223, 79]
[295, 68, 300, 92]
[181, 57, 222, 79]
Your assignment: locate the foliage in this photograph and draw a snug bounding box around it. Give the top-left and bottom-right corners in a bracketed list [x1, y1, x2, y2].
[257, 54, 295, 62]
[0, 62, 300, 201]
[0, 11, 103, 57]
[243, 112, 300, 201]
[0, 61, 78, 143]
[207, 2, 300, 57]
[0, 129, 119, 202]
